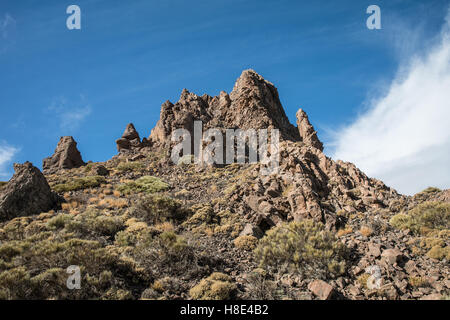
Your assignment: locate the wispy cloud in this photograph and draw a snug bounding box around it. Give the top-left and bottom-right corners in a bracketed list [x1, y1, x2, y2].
[0, 142, 19, 179]
[331, 9, 450, 195]
[0, 13, 16, 52]
[0, 13, 15, 39]
[47, 96, 92, 132]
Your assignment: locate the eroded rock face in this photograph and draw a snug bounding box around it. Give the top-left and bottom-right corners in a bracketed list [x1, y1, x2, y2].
[116, 123, 150, 153]
[296, 108, 323, 151]
[0, 162, 60, 221]
[149, 69, 301, 148]
[146, 69, 401, 230]
[43, 136, 85, 174]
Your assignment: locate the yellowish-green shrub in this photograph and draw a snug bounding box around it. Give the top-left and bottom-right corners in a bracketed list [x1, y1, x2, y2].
[53, 176, 106, 193]
[47, 214, 73, 230]
[254, 220, 348, 279]
[66, 208, 124, 237]
[408, 276, 428, 288]
[234, 235, 258, 251]
[427, 245, 450, 260]
[390, 202, 450, 234]
[189, 273, 236, 300]
[117, 176, 168, 194]
[117, 161, 144, 172]
[130, 195, 189, 224]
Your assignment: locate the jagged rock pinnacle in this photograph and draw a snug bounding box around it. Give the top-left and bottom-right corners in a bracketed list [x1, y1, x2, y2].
[42, 136, 85, 174]
[296, 108, 324, 151]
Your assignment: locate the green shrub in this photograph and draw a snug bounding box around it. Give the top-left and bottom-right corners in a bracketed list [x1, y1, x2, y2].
[53, 176, 106, 193]
[0, 181, 7, 190]
[421, 187, 441, 194]
[0, 237, 144, 299]
[117, 162, 144, 172]
[189, 273, 236, 300]
[390, 202, 450, 234]
[427, 245, 450, 260]
[117, 176, 168, 194]
[254, 220, 348, 279]
[66, 208, 124, 237]
[129, 195, 190, 224]
[234, 235, 258, 251]
[133, 231, 196, 278]
[47, 214, 73, 230]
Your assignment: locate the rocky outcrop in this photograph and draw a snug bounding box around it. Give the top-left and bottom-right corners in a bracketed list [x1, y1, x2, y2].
[225, 139, 401, 230]
[0, 162, 60, 221]
[43, 136, 85, 174]
[146, 69, 400, 230]
[296, 108, 323, 151]
[149, 69, 300, 149]
[116, 123, 150, 153]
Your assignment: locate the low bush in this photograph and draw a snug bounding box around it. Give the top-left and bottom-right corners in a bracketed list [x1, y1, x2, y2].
[129, 195, 190, 224]
[117, 162, 144, 172]
[254, 220, 348, 279]
[53, 176, 106, 193]
[233, 235, 258, 251]
[117, 176, 168, 194]
[189, 273, 236, 300]
[390, 202, 450, 235]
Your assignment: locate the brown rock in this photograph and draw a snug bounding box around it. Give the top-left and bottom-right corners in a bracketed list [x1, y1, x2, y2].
[381, 248, 404, 265]
[89, 164, 109, 176]
[116, 123, 148, 152]
[149, 69, 300, 150]
[296, 108, 323, 151]
[239, 223, 264, 239]
[368, 243, 382, 258]
[0, 162, 60, 221]
[308, 280, 335, 300]
[43, 136, 85, 174]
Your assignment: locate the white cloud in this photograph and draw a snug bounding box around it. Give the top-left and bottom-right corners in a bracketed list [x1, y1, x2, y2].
[0, 143, 19, 179]
[47, 96, 92, 131]
[0, 13, 16, 53]
[331, 10, 450, 195]
[0, 13, 15, 39]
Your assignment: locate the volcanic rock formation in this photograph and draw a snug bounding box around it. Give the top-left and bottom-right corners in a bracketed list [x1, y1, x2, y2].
[149, 69, 301, 149]
[0, 162, 60, 221]
[43, 136, 85, 174]
[116, 123, 150, 153]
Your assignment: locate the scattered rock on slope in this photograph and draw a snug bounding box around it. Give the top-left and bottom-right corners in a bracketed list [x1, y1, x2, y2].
[0, 162, 60, 221]
[43, 136, 85, 174]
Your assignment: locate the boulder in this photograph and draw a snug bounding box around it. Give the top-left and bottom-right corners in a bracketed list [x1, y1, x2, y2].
[43, 136, 85, 174]
[308, 280, 335, 300]
[0, 162, 60, 221]
[381, 248, 404, 265]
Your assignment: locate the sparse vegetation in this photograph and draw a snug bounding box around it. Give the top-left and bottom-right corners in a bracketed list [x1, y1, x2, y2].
[233, 235, 258, 251]
[189, 273, 236, 300]
[52, 176, 106, 193]
[117, 176, 168, 194]
[117, 161, 144, 172]
[390, 202, 450, 234]
[254, 220, 348, 279]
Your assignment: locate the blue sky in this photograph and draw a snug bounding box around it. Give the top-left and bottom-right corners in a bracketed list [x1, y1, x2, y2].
[1, 0, 449, 194]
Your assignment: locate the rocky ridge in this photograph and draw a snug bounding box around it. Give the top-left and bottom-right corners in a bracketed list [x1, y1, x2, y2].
[0, 70, 448, 300]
